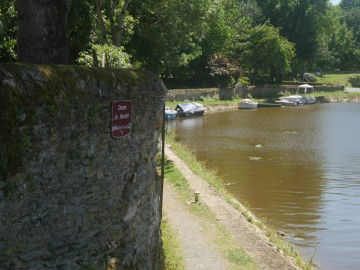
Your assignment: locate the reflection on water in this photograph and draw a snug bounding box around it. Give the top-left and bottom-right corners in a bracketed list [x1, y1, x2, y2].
[170, 103, 360, 270]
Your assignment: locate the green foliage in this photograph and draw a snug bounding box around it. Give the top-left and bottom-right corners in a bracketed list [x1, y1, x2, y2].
[316, 73, 360, 85]
[303, 73, 317, 83]
[207, 54, 241, 88]
[348, 75, 360, 87]
[0, 0, 17, 61]
[240, 22, 295, 83]
[68, 0, 93, 63]
[315, 5, 358, 70]
[128, 0, 208, 79]
[78, 43, 133, 68]
[254, 0, 330, 74]
[0, 0, 358, 87]
[340, 0, 360, 44]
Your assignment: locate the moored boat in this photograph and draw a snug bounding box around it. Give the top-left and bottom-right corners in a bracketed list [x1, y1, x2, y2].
[239, 99, 258, 109]
[165, 107, 178, 120]
[175, 102, 206, 117]
[275, 98, 303, 106]
[278, 84, 316, 105]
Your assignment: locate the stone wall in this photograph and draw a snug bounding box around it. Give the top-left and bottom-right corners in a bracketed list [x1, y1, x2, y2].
[0, 64, 166, 269]
[166, 88, 218, 101]
[248, 84, 344, 99]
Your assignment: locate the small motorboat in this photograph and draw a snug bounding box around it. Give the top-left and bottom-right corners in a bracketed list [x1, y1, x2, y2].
[239, 99, 258, 109]
[278, 84, 316, 105]
[164, 107, 178, 120]
[275, 99, 303, 106]
[175, 102, 206, 117]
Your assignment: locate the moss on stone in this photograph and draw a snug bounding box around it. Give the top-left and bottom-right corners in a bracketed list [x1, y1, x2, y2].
[0, 64, 150, 182]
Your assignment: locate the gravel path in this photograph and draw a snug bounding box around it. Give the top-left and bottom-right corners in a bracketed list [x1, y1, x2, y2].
[163, 145, 301, 270]
[163, 183, 229, 269]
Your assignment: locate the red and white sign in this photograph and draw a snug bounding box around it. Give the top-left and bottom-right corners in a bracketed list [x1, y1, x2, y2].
[111, 100, 132, 138]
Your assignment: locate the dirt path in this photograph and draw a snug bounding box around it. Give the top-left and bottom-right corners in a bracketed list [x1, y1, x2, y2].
[163, 183, 229, 269]
[163, 145, 301, 270]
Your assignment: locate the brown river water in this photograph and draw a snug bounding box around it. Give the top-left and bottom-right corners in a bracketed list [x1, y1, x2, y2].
[167, 103, 360, 270]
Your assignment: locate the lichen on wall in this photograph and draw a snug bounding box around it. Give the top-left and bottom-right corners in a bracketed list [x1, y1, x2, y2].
[0, 64, 167, 269]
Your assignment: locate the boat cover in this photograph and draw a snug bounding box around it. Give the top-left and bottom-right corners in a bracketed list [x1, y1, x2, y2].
[175, 102, 201, 112]
[298, 84, 314, 94]
[298, 84, 313, 89]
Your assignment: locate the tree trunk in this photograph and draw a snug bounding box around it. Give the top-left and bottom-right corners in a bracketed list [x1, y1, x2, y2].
[110, 0, 131, 47]
[16, 0, 72, 64]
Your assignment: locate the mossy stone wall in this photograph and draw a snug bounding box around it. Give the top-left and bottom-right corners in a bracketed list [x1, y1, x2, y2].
[166, 88, 218, 101]
[0, 64, 166, 269]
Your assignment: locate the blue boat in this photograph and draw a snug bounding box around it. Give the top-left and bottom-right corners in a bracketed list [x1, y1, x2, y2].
[165, 107, 178, 120]
[175, 102, 206, 117]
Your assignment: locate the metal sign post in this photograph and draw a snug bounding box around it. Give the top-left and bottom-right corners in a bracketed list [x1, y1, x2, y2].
[159, 97, 166, 221]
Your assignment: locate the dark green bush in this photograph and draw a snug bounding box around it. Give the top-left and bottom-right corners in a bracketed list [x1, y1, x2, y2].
[348, 75, 360, 87]
[303, 73, 317, 82]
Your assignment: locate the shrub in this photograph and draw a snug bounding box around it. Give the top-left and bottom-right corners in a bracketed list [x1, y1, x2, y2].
[303, 73, 317, 82]
[348, 75, 360, 87]
[207, 54, 242, 88]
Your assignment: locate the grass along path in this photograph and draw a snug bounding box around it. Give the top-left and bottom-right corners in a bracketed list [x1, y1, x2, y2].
[162, 183, 231, 269]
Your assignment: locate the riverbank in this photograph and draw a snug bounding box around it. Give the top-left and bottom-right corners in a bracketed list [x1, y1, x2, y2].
[165, 90, 360, 113]
[162, 138, 311, 269]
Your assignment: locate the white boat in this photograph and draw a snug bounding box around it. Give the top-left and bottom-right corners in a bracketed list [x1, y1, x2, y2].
[278, 84, 316, 105]
[239, 99, 258, 109]
[275, 99, 303, 106]
[164, 107, 178, 120]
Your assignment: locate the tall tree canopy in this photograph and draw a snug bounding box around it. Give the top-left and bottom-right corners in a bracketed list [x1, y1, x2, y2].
[0, 0, 17, 62]
[240, 23, 295, 83]
[0, 0, 358, 85]
[340, 0, 360, 39]
[255, 0, 328, 63]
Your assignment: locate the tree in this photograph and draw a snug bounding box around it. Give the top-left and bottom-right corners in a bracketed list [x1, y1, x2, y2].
[67, 0, 93, 64]
[316, 5, 356, 70]
[207, 54, 241, 88]
[240, 23, 295, 83]
[339, 0, 360, 66]
[0, 0, 17, 62]
[255, 0, 328, 63]
[88, 0, 133, 46]
[340, 0, 360, 33]
[127, 0, 209, 81]
[74, 0, 135, 67]
[16, 0, 73, 64]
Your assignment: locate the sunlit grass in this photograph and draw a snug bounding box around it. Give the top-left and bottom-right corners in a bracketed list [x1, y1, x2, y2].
[316, 73, 360, 85]
[161, 217, 186, 270]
